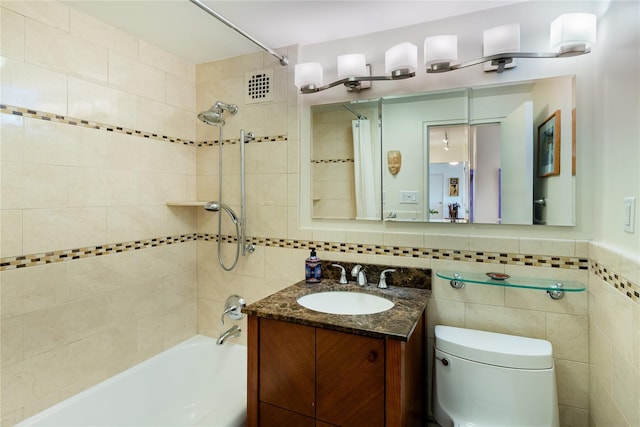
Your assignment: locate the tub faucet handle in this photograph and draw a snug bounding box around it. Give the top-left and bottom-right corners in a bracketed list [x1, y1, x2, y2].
[332, 264, 348, 284]
[378, 269, 396, 289]
[221, 295, 246, 325]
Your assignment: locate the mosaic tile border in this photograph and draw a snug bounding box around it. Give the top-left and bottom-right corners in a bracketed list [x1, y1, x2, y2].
[1, 104, 197, 146]
[311, 159, 355, 164]
[2, 233, 638, 305]
[199, 135, 288, 146]
[0, 234, 197, 271]
[0, 104, 286, 148]
[591, 260, 640, 304]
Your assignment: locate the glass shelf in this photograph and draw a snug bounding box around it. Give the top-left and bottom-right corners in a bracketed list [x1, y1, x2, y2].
[436, 270, 585, 299]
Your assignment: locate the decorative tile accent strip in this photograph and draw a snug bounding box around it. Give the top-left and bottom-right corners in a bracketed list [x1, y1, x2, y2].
[1, 233, 591, 273]
[0, 104, 286, 148]
[0, 104, 197, 146]
[0, 234, 197, 271]
[591, 260, 640, 305]
[199, 135, 288, 146]
[311, 159, 355, 164]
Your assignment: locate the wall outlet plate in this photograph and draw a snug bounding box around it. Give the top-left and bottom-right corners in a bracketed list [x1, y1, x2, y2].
[624, 197, 636, 233]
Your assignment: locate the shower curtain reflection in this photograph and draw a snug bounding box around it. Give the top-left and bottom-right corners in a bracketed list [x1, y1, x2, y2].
[352, 119, 378, 219]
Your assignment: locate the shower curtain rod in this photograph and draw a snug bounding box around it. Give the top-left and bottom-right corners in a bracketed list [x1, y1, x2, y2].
[188, 0, 289, 66]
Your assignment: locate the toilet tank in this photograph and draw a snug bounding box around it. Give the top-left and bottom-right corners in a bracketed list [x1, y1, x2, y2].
[433, 325, 559, 427]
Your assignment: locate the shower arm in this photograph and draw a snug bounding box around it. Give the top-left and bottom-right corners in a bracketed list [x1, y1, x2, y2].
[188, 0, 289, 66]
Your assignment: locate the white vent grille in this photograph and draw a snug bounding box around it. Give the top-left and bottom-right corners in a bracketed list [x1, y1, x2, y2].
[244, 69, 273, 104]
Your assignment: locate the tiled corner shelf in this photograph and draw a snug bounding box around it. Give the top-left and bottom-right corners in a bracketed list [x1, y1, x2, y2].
[166, 201, 207, 206]
[436, 270, 586, 300]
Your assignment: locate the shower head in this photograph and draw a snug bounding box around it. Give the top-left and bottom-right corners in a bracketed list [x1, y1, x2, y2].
[198, 101, 239, 126]
[204, 201, 239, 224]
[198, 109, 226, 126]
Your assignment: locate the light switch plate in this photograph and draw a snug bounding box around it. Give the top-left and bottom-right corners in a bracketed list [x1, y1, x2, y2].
[624, 197, 636, 233]
[400, 191, 418, 204]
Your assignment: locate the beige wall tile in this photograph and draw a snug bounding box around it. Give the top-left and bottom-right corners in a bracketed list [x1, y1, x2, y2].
[611, 351, 640, 426]
[137, 97, 189, 139]
[1, 162, 68, 210]
[546, 313, 589, 362]
[1, 263, 69, 318]
[590, 321, 613, 396]
[25, 18, 108, 82]
[469, 235, 519, 253]
[1, 57, 68, 115]
[519, 237, 577, 257]
[424, 234, 470, 251]
[106, 206, 164, 243]
[426, 298, 465, 338]
[589, 274, 635, 363]
[1, 6, 25, 60]
[108, 51, 165, 102]
[1, 209, 23, 257]
[140, 39, 190, 80]
[555, 359, 589, 409]
[23, 207, 107, 254]
[165, 72, 196, 112]
[464, 303, 546, 339]
[1, 407, 25, 427]
[558, 405, 589, 427]
[23, 295, 109, 358]
[383, 231, 424, 248]
[66, 251, 138, 300]
[1, 113, 25, 162]
[69, 8, 138, 59]
[589, 384, 631, 427]
[1, 315, 24, 366]
[2, 1, 69, 31]
[68, 77, 138, 129]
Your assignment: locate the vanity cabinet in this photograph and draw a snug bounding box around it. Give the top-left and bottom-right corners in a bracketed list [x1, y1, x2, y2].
[247, 314, 425, 427]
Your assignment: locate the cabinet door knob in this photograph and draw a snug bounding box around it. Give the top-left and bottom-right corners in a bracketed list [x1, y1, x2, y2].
[367, 350, 378, 363]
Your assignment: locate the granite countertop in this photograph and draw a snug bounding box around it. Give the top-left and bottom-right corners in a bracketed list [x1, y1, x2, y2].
[242, 280, 430, 341]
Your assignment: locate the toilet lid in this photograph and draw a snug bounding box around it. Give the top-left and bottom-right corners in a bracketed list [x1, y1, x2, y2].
[435, 325, 553, 369]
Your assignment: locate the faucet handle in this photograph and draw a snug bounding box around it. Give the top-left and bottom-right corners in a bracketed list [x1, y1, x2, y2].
[351, 264, 363, 278]
[332, 264, 348, 284]
[378, 269, 396, 289]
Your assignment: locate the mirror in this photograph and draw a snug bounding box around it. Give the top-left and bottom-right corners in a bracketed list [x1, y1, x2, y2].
[311, 99, 382, 220]
[310, 75, 576, 226]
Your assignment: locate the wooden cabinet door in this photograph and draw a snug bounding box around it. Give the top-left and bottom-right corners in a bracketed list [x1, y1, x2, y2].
[259, 318, 316, 417]
[316, 328, 385, 427]
[259, 402, 315, 427]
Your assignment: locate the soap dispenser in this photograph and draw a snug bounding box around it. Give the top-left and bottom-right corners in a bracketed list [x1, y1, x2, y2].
[305, 248, 322, 283]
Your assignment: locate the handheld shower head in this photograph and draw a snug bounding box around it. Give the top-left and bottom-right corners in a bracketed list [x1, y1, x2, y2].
[204, 201, 239, 224]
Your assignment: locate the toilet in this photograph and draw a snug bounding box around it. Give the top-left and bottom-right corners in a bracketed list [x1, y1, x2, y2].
[432, 325, 559, 427]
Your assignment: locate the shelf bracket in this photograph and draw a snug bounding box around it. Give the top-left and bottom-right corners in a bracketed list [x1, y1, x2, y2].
[449, 273, 465, 289]
[546, 283, 565, 300]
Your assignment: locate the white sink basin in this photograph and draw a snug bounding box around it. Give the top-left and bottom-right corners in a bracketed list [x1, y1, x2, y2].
[297, 291, 394, 315]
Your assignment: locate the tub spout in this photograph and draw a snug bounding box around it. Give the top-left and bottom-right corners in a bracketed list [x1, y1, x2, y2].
[216, 325, 241, 345]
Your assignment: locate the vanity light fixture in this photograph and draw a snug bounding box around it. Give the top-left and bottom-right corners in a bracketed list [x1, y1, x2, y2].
[426, 13, 596, 74]
[295, 13, 596, 94]
[295, 42, 417, 93]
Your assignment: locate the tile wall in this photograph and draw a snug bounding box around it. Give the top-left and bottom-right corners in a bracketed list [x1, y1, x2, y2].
[1, 2, 639, 427]
[0, 2, 197, 424]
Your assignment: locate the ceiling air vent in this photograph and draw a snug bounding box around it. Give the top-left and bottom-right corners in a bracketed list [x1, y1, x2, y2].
[245, 69, 273, 104]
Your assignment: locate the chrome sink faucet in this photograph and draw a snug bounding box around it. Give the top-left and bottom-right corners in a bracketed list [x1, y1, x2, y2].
[332, 264, 348, 284]
[378, 269, 396, 289]
[351, 264, 368, 287]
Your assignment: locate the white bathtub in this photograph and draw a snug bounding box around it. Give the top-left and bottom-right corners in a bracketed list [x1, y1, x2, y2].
[16, 335, 247, 427]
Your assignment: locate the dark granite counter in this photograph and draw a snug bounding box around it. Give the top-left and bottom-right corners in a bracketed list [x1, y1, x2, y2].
[242, 280, 430, 341]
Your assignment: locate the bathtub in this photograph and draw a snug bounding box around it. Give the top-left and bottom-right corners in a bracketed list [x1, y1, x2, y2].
[16, 335, 247, 427]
